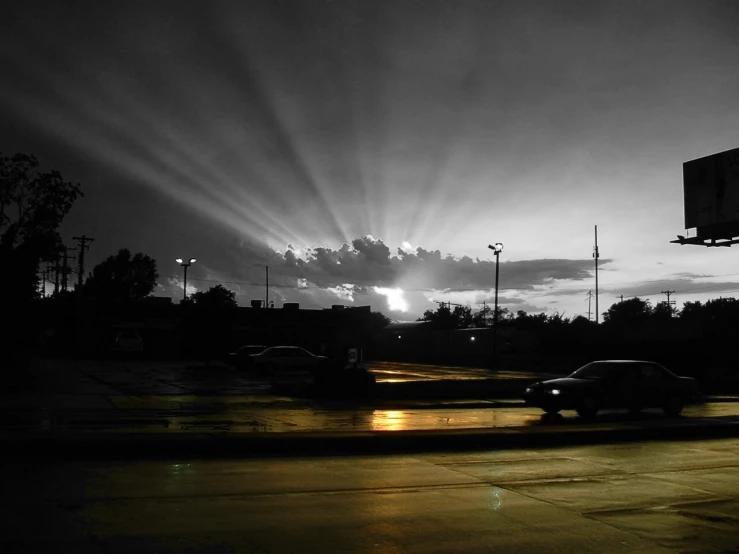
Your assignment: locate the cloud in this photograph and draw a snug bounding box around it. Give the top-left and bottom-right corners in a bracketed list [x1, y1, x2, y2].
[263, 235, 605, 292]
[607, 278, 739, 299]
[182, 234, 615, 318]
[374, 287, 409, 312]
[166, 277, 197, 297]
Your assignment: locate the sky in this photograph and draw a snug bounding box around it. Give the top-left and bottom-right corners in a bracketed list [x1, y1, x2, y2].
[2, 0, 739, 321]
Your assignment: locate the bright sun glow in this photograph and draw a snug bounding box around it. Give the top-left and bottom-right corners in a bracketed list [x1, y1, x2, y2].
[374, 287, 409, 312]
[402, 241, 413, 250]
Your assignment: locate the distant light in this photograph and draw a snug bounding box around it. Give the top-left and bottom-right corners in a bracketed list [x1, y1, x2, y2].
[398, 335, 402, 339]
[374, 287, 409, 312]
[470, 336, 475, 341]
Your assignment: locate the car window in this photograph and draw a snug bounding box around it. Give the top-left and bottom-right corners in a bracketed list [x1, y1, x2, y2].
[239, 346, 266, 355]
[641, 364, 665, 379]
[570, 363, 614, 379]
[610, 365, 639, 381]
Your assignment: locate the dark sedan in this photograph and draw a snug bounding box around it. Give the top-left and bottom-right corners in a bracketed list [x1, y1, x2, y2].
[524, 360, 701, 418]
[226, 345, 269, 370]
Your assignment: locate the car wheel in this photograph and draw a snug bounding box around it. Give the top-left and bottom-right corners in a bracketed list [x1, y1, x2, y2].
[576, 396, 599, 419]
[663, 394, 684, 417]
[543, 406, 561, 415]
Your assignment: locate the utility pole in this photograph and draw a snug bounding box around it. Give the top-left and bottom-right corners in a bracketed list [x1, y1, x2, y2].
[593, 225, 600, 324]
[265, 265, 269, 308]
[618, 295, 624, 303]
[61, 247, 76, 292]
[72, 235, 95, 290]
[53, 252, 61, 296]
[42, 263, 53, 297]
[661, 290, 676, 316]
[587, 290, 593, 321]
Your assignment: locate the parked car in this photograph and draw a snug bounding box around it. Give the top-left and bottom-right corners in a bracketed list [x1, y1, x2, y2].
[249, 346, 332, 384]
[227, 345, 269, 370]
[114, 330, 144, 354]
[523, 360, 701, 418]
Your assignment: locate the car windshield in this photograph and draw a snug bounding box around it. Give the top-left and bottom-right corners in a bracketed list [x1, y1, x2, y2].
[569, 362, 617, 380]
[239, 346, 267, 355]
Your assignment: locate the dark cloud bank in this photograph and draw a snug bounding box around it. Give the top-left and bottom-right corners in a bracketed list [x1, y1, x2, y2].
[246, 235, 603, 293]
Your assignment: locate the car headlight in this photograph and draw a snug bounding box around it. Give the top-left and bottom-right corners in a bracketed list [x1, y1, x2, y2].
[525, 387, 533, 393]
[549, 389, 561, 395]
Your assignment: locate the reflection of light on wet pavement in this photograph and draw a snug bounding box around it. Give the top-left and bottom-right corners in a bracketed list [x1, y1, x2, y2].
[366, 409, 545, 432]
[371, 410, 407, 431]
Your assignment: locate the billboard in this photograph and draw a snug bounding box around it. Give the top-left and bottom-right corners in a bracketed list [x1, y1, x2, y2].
[684, 146, 739, 233]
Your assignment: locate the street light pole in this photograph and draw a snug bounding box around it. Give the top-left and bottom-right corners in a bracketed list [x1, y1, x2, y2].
[175, 258, 196, 301]
[488, 243, 504, 367]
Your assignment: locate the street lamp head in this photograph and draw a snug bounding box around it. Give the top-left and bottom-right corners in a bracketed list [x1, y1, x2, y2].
[175, 258, 183, 264]
[189, 258, 196, 263]
[488, 243, 504, 253]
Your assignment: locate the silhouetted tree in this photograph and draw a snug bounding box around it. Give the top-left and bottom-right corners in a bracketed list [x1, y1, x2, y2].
[652, 301, 677, 321]
[83, 249, 159, 301]
[190, 284, 237, 309]
[419, 304, 473, 329]
[679, 300, 703, 321]
[546, 312, 570, 327]
[602, 297, 653, 325]
[698, 297, 739, 336]
[368, 311, 391, 330]
[1, 153, 83, 368]
[188, 285, 238, 366]
[472, 304, 494, 327]
[570, 314, 596, 329]
[453, 305, 473, 328]
[513, 310, 548, 329]
[419, 304, 455, 328]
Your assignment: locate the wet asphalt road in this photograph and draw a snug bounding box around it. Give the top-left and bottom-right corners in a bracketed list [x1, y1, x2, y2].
[2, 358, 738, 435]
[5, 399, 735, 435]
[3, 436, 739, 553]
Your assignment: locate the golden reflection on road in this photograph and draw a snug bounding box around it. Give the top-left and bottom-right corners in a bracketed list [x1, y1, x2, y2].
[371, 410, 407, 431]
[369, 409, 545, 432]
[91, 403, 739, 434]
